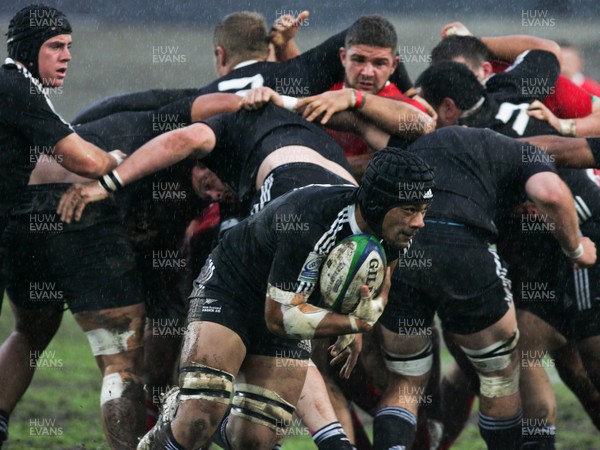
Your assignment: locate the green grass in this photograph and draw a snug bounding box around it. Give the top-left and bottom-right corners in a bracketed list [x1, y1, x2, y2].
[0, 308, 598, 449]
[0, 308, 108, 450]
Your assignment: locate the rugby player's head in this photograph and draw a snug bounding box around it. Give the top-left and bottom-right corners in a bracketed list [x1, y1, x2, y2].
[6, 4, 72, 86]
[191, 163, 236, 204]
[557, 39, 583, 80]
[431, 35, 493, 82]
[415, 61, 485, 128]
[340, 15, 399, 94]
[213, 11, 269, 76]
[357, 148, 434, 249]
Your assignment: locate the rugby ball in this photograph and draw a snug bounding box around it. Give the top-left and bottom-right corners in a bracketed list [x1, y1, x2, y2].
[320, 234, 387, 314]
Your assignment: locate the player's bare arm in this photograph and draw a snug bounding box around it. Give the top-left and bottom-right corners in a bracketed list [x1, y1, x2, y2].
[189, 92, 243, 121]
[441, 21, 561, 64]
[525, 172, 597, 268]
[296, 88, 435, 137]
[57, 122, 216, 222]
[518, 135, 597, 168]
[54, 131, 120, 177]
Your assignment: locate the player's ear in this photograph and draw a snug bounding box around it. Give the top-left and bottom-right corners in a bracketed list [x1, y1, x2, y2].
[391, 54, 399, 72]
[339, 47, 347, 65]
[214, 46, 226, 67]
[441, 97, 460, 125]
[481, 61, 493, 80]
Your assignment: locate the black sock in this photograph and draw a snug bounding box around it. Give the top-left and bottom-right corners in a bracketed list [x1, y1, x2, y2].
[479, 410, 522, 450]
[0, 410, 8, 443]
[373, 406, 417, 450]
[521, 421, 556, 449]
[313, 421, 353, 450]
[211, 413, 232, 450]
[152, 423, 186, 450]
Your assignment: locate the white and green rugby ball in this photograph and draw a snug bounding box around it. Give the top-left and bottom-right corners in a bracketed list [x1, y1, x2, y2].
[320, 234, 387, 314]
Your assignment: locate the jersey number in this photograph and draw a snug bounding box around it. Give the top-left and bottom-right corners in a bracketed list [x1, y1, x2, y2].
[495, 102, 531, 136]
[217, 74, 265, 95]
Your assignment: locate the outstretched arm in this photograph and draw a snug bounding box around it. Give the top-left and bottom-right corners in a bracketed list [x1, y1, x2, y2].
[297, 89, 435, 139]
[518, 135, 598, 168]
[528, 100, 600, 138]
[57, 122, 216, 223]
[525, 171, 596, 267]
[440, 21, 561, 64]
[54, 133, 120, 177]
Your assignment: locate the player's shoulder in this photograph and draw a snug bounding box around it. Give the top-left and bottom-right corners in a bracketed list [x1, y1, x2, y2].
[0, 64, 33, 97]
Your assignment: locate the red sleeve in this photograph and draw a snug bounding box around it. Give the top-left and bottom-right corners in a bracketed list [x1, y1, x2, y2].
[493, 61, 591, 118]
[543, 76, 592, 118]
[581, 78, 600, 98]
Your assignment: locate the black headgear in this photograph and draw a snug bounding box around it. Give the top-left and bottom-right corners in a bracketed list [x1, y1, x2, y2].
[6, 4, 72, 81]
[357, 147, 435, 235]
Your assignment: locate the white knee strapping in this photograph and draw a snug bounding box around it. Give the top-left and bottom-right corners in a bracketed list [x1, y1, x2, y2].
[231, 383, 295, 432]
[461, 330, 520, 398]
[179, 363, 234, 405]
[461, 330, 519, 373]
[383, 340, 433, 376]
[477, 366, 520, 398]
[100, 372, 129, 406]
[85, 328, 135, 356]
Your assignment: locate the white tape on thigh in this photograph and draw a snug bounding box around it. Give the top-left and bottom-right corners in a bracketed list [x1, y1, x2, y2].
[85, 328, 135, 356]
[383, 341, 433, 376]
[478, 365, 520, 398]
[100, 372, 129, 406]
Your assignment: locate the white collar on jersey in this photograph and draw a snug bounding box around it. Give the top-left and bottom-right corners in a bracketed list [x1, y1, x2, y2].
[348, 204, 366, 234]
[5, 57, 46, 93]
[459, 96, 485, 119]
[233, 60, 259, 69]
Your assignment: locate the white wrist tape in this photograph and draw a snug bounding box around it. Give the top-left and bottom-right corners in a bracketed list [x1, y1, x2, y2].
[563, 243, 584, 260]
[559, 118, 577, 137]
[349, 316, 359, 332]
[281, 304, 329, 339]
[281, 95, 299, 111]
[353, 293, 386, 326]
[108, 150, 125, 165]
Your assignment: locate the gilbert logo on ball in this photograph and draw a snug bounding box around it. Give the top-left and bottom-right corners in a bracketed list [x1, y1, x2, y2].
[320, 234, 387, 314]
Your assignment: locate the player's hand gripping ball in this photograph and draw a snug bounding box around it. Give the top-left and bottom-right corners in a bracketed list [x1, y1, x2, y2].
[320, 234, 386, 315]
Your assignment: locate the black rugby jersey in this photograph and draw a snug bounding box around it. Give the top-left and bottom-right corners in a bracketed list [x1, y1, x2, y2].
[201, 103, 350, 204]
[396, 126, 556, 236]
[460, 50, 560, 138]
[0, 60, 73, 217]
[202, 184, 395, 307]
[559, 169, 600, 226]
